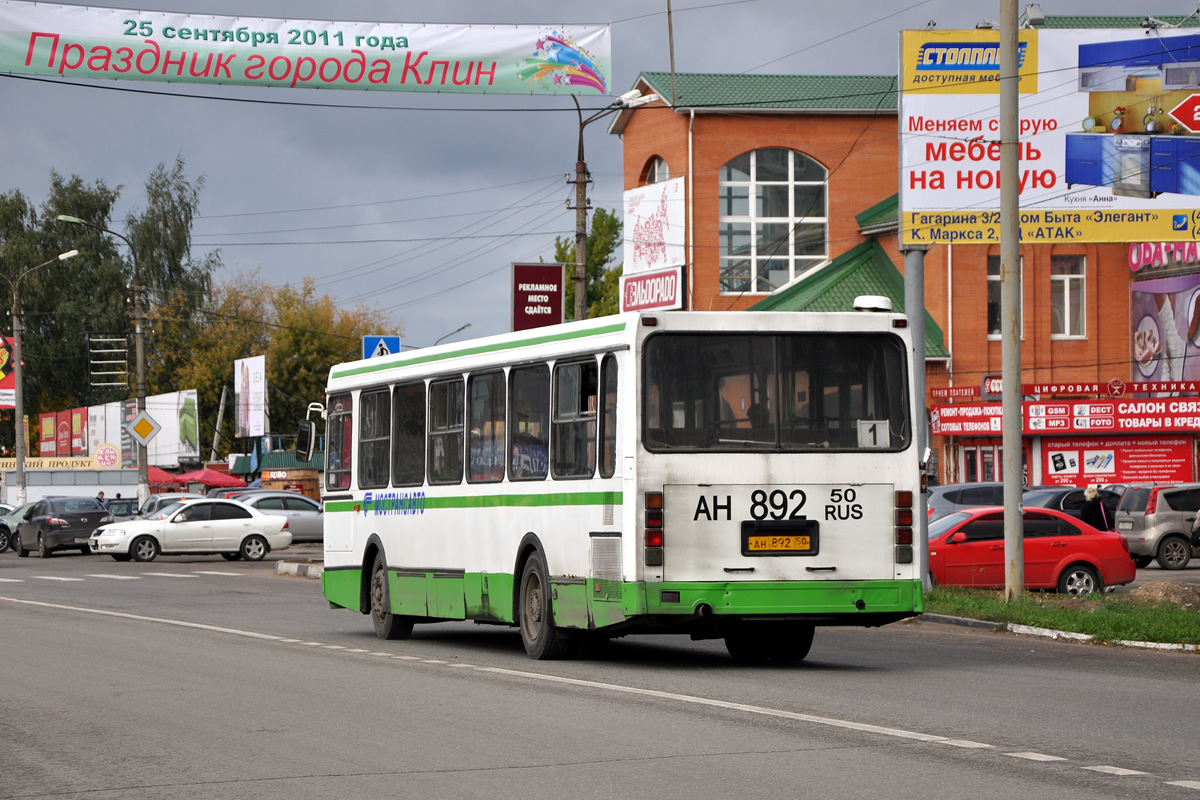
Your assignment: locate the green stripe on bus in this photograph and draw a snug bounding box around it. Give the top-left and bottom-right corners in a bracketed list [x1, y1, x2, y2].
[331, 321, 627, 380]
[326, 491, 622, 513]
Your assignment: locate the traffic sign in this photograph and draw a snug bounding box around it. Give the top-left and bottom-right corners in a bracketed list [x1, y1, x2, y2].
[1169, 94, 1200, 133]
[125, 410, 161, 447]
[362, 335, 401, 359]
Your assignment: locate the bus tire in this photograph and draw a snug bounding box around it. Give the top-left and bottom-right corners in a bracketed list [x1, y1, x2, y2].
[725, 621, 814, 664]
[370, 554, 414, 641]
[518, 552, 574, 660]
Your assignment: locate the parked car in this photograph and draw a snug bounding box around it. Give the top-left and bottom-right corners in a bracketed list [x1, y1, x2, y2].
[105, 498, 140, 519]
[90, 498, 292, 562]
[0, 502, 35, 552]
[927, 506, 1135, 595]
[206, 486, 261, 499]
[1021, 486, 1122, 529]
[14, 496, 113, 557]
[1113, 482, 1199, 570]
[0, 503, 14, 515]
[233, 491, 323, 543]
[138, 492, 206, 518]
[927, 482, 1006, 521]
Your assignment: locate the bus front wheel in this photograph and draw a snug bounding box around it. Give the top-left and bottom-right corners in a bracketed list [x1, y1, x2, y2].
[370, 554, 414, 640]
[725, 621, 815, 664]
[519, 552, 574, 660]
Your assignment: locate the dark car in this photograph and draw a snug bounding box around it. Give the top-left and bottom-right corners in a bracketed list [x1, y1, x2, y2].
[1021, 487, 1122, 529]
[927, 482, 1006, 521]
[105, 498, 140, 519]
[14, 497, 113, 557]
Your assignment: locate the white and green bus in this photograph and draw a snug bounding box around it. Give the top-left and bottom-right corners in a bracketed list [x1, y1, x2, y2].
[303, 308, 922, 661]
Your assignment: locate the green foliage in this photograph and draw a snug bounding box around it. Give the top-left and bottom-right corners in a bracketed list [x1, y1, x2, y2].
[925, 588, 1200, 644]
[554, 207, 623, 320]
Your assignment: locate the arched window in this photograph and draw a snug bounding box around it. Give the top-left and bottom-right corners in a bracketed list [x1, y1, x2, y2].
[642, 156, 670, 185]
[718, 148, 828, 293]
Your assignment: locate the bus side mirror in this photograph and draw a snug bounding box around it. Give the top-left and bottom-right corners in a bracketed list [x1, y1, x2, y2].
[296, 419, 316, 462]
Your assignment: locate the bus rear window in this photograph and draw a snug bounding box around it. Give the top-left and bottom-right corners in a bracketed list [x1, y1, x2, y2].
[642, 333, 910, 452]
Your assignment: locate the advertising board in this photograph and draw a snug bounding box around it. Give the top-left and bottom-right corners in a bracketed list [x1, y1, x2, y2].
[234, 356, 267, 438]
[931, 399, 1200, 435]
[622, 177, 685, 274]
[0, 335, 15, 409]
[1041, 436, 1192, 486]
[901, 28, 1200, 244]
[619, 266, 686, 313]
[511, 263, 565, 331]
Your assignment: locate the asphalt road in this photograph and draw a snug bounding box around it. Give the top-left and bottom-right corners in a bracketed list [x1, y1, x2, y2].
[2, 549, 1199, 799]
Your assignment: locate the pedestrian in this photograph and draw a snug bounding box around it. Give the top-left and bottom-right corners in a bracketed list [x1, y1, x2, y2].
[1080, 486, 1109, 530]
[96, 490, 107, 507]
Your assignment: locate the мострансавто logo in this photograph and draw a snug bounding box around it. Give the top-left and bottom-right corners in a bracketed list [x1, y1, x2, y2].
[916, 42, 1028, 70]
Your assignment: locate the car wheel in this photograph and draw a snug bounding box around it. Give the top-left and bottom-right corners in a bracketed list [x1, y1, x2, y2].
[0, 528, 9, 552]
[1057, 563, 1101, 596]
[1132, 555, 1153, 569]
[38, 533, 53, 558]
[15, 534, 28, 557]
[240, 535, 268, 562]
[221, 553, 242, 561]
[519, 551, 574, 660]
[111, 554, 131, 562]
[131, 536, 159, 562]
[1157, 536, 1192, 570]
[369, 553, 413, 640]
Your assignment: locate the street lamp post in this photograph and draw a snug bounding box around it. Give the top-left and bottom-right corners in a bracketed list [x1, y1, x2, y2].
[57, 214, 149, 505]
[2, 249, 79, 505]
[570, 89, 659, 321]
[434, 323, 471, 347]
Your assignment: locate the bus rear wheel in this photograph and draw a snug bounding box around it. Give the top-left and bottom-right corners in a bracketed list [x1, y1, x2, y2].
[725, 621, 815, 664]
[370, 554, 413, 640]
[519, 552, 574, 660]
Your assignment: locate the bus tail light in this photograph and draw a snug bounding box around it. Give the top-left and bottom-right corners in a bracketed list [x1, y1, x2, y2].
[894, 490, 914, 564]
[645, 491, 664, 566]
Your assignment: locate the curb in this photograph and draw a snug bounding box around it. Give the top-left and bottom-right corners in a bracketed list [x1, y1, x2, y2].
[919, 613, 1199, 652]
[275, 560, 323, 580]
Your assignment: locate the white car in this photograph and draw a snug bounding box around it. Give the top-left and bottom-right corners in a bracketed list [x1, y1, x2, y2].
[90, 499, 291, 562]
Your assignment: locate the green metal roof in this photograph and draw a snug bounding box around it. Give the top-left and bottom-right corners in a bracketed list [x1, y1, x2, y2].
[748, 239, 949, 358]
[231, 451, 323, 475]
[855, 193, 899, 230]
[1042, 15, 1200, 28]
[637, 72, 898, 112]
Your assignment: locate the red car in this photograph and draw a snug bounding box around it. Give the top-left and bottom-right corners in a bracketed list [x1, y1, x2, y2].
[927, 506, 1135, 595]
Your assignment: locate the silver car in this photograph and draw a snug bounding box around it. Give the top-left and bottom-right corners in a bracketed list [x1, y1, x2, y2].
[235, 491, 323, 543]
[1113, 483, 1198, 570]
[927, 483, 1006, 521]
[139, 493, 206, 519]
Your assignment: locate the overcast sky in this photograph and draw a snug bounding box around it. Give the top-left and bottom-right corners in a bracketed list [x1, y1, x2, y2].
[0, 0, 1183, 350]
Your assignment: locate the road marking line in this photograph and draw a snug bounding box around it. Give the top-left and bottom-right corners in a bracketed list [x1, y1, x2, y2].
[194, 571, 240, 576]
[32, 576, 84, 582]
[345, 648, 370, 653]
[421, 659, 447, 664]
[321, 645, 346, 650]
[449, 664, 475, 669]
[278, 639, 301, 643]
[298, 642, 324, 646]
[938, 740, 993, 749]
[0, 578, 23, 583]
[1006, 752, 1068, 762]
[88, 574, 140, 580]
[141, 572, 198, 578]
[1083, 766, 1148, 776]
[0, 596, 286, 641]
[392, 655, 420, 660]
[1166, 781, 1200, 790]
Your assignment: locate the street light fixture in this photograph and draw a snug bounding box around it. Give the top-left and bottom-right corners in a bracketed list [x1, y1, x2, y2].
[57, 214, 149, 505]
[0, 249, 79, 505]
[570, 89, 659, 321]
[434, 323, 471, 346]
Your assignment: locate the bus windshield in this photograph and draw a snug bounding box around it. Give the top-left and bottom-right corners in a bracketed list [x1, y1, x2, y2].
[642, 332, 911, 452]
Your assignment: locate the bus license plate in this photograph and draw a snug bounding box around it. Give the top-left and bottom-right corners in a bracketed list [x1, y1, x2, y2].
[747, 535, 811, 552]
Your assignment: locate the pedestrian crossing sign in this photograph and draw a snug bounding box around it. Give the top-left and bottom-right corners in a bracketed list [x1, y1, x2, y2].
[362, 335, 401, 359]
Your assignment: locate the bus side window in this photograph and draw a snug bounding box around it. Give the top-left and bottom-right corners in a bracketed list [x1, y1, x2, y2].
[599, 354, 618, 479]
[326, 393, 353, 491]
[392, 381, 426, 486]
[358, 389, 390, 489]
[428, 378, 465, 485]
[508, 363, 549, 481]
[468, 370, 505, 483]
[552, 359, 597, 479]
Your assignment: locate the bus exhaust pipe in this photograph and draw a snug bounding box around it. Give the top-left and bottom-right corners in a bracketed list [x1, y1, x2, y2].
[695, 603, 713, 617]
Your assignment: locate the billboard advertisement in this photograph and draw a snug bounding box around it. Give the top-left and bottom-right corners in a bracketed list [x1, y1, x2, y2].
[234, 356, 267, 438]
[511, 263, 565, 332]
[0, 1, 610, 96]
[623, 177, 685, 274]
[620, 265, 686, 313]
[0, 335, 16, 409]
[1129, 272, 1200, 385]
[1041, 435, 1192, 486]
[54, 409, 70, 456]
[71, 407, 86, 456]
[86, 390, 201, 468]
[901, 28, 1200, 244]
[38, 412, 54, 455]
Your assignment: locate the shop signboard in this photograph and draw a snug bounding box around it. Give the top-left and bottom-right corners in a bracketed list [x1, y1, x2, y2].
[1041, 436, 1192, 486]
[622, 177, 685, 274]
[900, 27, 1200, 244]
[0, 2, 611, 96]
[511, 263, 565, 332]
[620, 265, 685, 313]
[932, 399, 1200, 435]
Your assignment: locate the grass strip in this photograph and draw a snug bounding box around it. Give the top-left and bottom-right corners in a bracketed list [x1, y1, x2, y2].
[924, 588, 1200, 645]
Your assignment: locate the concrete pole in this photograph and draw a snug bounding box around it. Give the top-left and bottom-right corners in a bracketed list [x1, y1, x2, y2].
[902, 244, 929, 589]
[13, 299, 25, 506]
[1000, 0, 1024, 600]
[574, 157, 589, 322]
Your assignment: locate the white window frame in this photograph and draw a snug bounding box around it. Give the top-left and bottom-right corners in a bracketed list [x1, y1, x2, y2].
[1050, 255, 1086, 340]
[986, 255, 1023, 340]
[644, 156, 670, 185]
[718, 149, 828, 294]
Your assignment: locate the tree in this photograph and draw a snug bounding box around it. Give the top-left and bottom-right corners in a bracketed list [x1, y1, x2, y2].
[553, 207, 623, 320]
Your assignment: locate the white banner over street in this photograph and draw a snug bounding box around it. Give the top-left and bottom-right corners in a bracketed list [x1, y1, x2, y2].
[0, 1, 611, 95]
